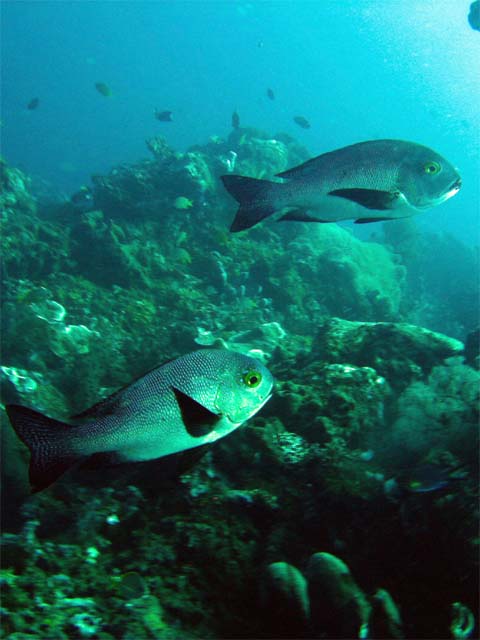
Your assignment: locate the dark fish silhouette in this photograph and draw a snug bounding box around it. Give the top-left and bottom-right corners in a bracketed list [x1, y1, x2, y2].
[221, 139, 462, 232]
[293, 115, 310, 129]
[154, 110, 173, 122]
[27, 98, 39, 110]
[232, 110, 240, 129]
[267, 88, 275, 100]
[95, 82, 112, 97]
[468, 0, 480, 30]
[394, 464, 467, 495]
[71, 187, 95, 213]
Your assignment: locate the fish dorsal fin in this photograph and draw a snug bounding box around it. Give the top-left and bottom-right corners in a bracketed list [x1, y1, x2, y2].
[275, 155, 323, 179]
[328, 188, 402, 210]
[71, 357, 180, 421]
[71, 390, 125, 421]
[171, 386, 221, 438]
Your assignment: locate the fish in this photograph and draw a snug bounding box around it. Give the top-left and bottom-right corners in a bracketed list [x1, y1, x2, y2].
[468, 0, 480, 30]
[398, 465, 451, 493]
[27, 98, 39, 110]
[174, 196, 193, 210]
[293, 115, 310, 129]
[384, 464, 468, 502]
[154, 110, 173, 122]
[267, 88, 275, 100]
[70, 186, 95, 213]
[391, 464, 467, 496]
[232, 110, 240, 129]
[95, 82, 112, 97]
[6, 349, 274, 492]
[220, 139, 462, 232]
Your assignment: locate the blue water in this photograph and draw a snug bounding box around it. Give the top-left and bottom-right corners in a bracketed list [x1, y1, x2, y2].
[2, 0, 479, 242]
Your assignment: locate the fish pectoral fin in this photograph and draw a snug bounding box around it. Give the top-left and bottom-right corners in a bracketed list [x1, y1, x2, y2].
[171, 387, 221, 438]
[278, 209, 332, 223]
[328, 188, 402, 210]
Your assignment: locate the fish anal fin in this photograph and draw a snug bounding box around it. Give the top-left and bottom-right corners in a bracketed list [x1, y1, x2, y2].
[329, 188, 401, 210]
[175, 444, 213, 473]
[230, 204, 275, 232]
[278, 209, 332, 223]
[5, 404, 82, 493]
[79, 451, 122, 470]
[354, 217, 392, 224]
[171, 387, 220, 437]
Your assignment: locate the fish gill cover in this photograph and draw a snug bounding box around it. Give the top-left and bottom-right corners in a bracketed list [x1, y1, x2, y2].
[0, 2, 479, 640]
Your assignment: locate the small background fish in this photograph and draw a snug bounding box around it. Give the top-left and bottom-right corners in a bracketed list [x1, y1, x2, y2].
[293, 115, 310, 129]
[95, 82, 112, 97]
[232, 110, 240, 129]
[155, 110, 173, 121]
[27, 97, 39, 110]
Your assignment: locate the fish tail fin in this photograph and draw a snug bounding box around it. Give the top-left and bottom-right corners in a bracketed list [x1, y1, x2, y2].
[6, 404, 81, 493]
[221, 175, 279, 231]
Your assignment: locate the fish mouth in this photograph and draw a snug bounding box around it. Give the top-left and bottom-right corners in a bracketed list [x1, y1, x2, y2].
[419, 177, 462, 209]
[245, 390, 274, 421]
[441, 177, 462, 202]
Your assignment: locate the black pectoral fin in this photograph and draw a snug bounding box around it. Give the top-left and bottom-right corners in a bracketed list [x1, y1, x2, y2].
[171, 387, 220, 438]
[328, 188, 400, 210]
[354, 217, 392, 224]
[278, 209, 332, 223]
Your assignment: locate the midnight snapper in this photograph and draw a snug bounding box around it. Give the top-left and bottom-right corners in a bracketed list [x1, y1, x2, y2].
[221, 139, 461, 231]
[6, 349, 274, 492]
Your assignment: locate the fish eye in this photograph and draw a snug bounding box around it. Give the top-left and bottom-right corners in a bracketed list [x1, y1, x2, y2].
[424, 161, 441, 175]
[242, 369, 262, 388]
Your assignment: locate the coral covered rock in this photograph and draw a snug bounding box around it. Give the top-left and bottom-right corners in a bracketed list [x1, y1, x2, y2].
[311, 317, 463, 389]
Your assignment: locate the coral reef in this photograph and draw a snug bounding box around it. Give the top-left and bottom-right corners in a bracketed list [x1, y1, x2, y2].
[311, 316, 464, 390]
[1, 126, 478, 639]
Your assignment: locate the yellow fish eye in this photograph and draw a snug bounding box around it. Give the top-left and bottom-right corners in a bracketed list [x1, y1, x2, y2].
[243, 369, 262, 388]
[424, 160, 441, 175]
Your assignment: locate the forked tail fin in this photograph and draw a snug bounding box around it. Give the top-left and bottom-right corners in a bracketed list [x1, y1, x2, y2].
[6, 404, 82, 492]
[221, 174, 280, 231]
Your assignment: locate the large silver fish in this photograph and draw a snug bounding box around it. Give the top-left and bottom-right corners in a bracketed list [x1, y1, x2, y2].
[6, 349, 274, 492]
[221, 139, 461, 231]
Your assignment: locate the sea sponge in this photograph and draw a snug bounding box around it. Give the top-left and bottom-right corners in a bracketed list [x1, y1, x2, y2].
[260, 561, 310, 638]
[306, 552, 371, 638]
